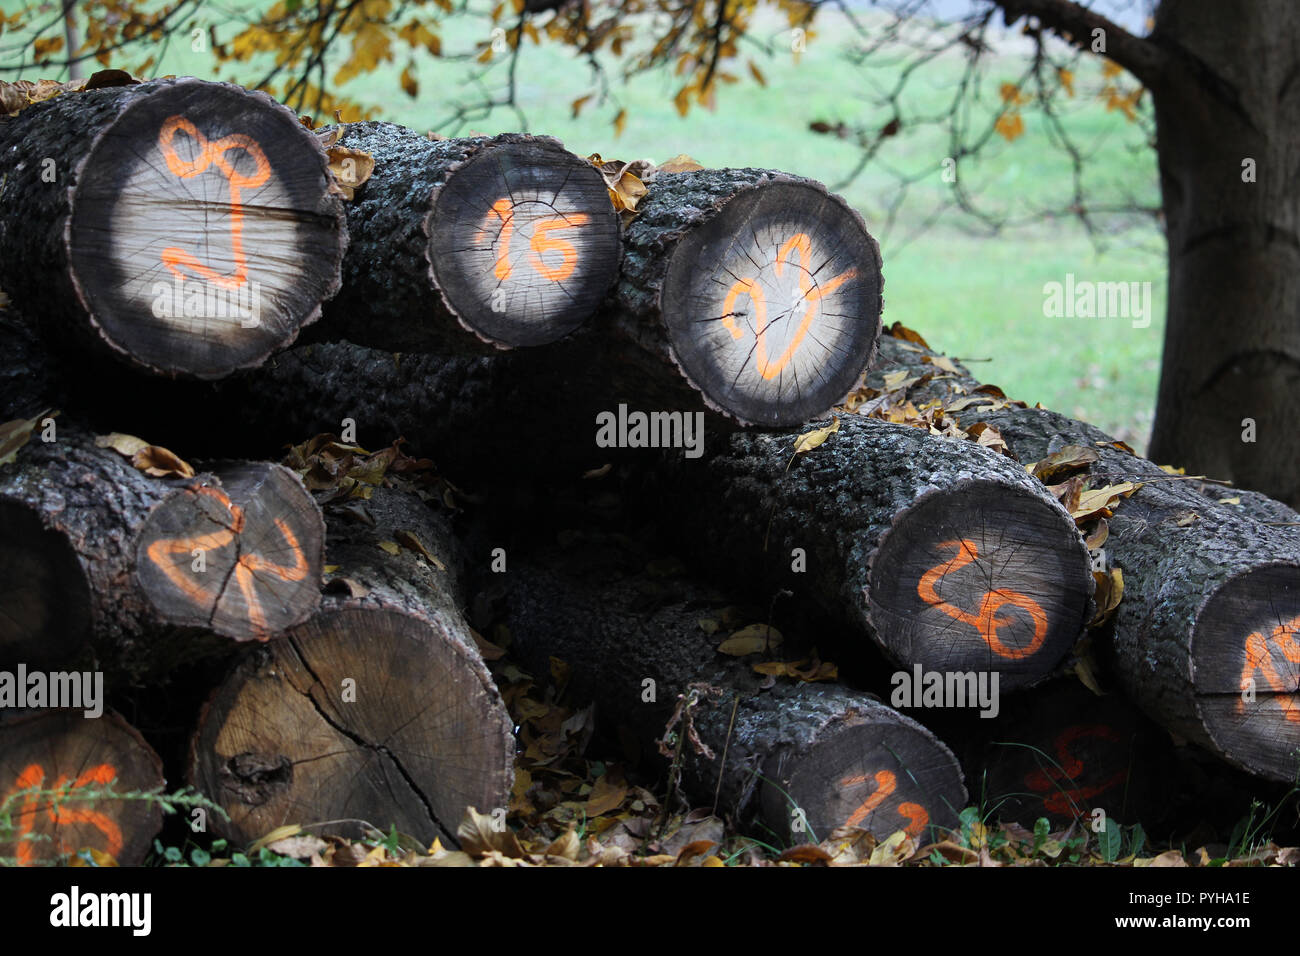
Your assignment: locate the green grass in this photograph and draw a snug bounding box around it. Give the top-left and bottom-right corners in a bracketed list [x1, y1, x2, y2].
[3, 2, 1167, 448]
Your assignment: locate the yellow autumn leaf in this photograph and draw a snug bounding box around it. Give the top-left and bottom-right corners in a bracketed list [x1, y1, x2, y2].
[1071, 481, 1141, 520]
[613, 108, 627, 137]
[717, 624, 782, 656]
[1101, 59, 1123, 78]
[673, 84, 692, 117]
[571, 93, 592, 118]
[394, 529, 446, 570]
[327, 145, 375, 200]
[1058, 68, 1075, 96]
[33, 36, 63, 61]
[0, 410, 54, 465]
[250, 823, 302, 853]
[792, 417, 840, 456]
[378, 540, 401, 555]
[748, 59, 766, 87]
[924, 354, 961, 374]
[400, 64, 418, 98]
[995, 111, 1025, 142]
[999, 82, 1025, 104]
[655, 153, 704, 174]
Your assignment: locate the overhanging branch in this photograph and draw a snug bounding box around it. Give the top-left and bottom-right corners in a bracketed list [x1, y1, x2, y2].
[995, 0, 1167, 87]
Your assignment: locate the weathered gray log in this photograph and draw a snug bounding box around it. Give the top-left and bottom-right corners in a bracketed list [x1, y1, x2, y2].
[0, 77, 346, 378]
[0, 425, 324, 676]
[501, 537, 966, 843]
[652, 414, 1095, 691]
[314, 122, 621, 351]
[188, 486, 514, 848]
[867, 332, 1300, 782]
[611, 168, 884, 426]
[0, 709, 164, 866]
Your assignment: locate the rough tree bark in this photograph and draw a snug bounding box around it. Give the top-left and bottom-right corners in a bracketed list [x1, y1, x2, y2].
[652, 414, 1095, 691]
[499, 536, 966, 843]
[0, 77, 346, 378]
[865, 332, 1300, 782]
[315, 123, 622, 351]
[188, 487, 514, 848]
[0, 426, 324, 677]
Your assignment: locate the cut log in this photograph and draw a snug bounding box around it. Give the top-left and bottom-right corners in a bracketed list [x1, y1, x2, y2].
[498, 538, 966, 843]
[188, 487, 513, 848]
[952, 678, 1167, 828]
[317, 123, 621, 351]
[614, 168, 884, 426]
[0, 709, 164, 865]
[0, 77, 346, 378]
[0, 426, 324, 675]
[649, 415, 1095, 690]
[865, 332, 1300, 782]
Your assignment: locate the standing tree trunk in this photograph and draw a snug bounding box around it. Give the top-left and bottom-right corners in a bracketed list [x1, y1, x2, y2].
[1146, 0, 1300, 506]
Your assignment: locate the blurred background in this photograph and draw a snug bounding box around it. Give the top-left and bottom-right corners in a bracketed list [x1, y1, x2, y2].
[0, 0, 1164, 448]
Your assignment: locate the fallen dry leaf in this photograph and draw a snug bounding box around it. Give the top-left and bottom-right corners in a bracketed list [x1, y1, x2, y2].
[884, 321, 932, 349]
[717, 624, 782, 656]
[394, 529, 446, 570]
[0, 410, 55, 466]
[791, 418, 840, 457]
[327, 145, 375, 199]
[95, 432, 195, 478]
[1029, 445, 1100, 483]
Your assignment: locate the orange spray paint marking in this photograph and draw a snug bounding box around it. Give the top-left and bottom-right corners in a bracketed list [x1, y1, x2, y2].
[720, 232, 857, 380]
[839, 771, 930, 837]
[1023, 724, 1127, 817]
[1238, 613, 1300, 722]
[156, 115, 271, 290]
[916, 539, 1049, 660]
[4, 763, 123, 865]
[144, 485, 307, 636]
[897, 802, 930, 839]
[840, 769, 896, 828]
[476, 199, 589, 282]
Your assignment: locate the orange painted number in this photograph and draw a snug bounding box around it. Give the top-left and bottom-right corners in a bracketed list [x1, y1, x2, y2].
[156, 116, 271, 290]
[477, 199, 589, 282]
[917, 539, 1048, 660]
[145, 484, 309, 635]
[4, 764, 123, 865]
[838, 770, 929, 837]
[720, 232, 857, 380]
[1238, 614, 1300, 721]
[1023, 724, 1126, 817]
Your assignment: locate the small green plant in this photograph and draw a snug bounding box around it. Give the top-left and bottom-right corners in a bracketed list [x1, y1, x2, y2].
[0, 779, 226, 867]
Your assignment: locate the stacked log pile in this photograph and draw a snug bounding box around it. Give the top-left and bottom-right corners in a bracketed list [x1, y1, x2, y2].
[1, 75, 1297, 864]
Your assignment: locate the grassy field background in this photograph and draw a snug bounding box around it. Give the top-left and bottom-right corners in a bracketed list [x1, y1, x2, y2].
[5, 2, 1168, 449]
